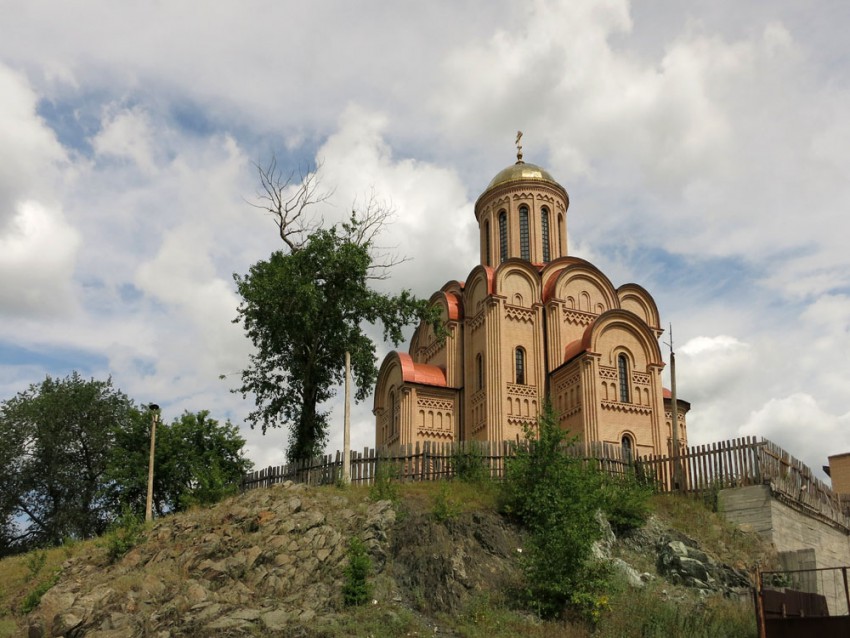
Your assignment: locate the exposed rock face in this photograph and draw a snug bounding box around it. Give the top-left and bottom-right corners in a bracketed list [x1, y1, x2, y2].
[25, 485, 754, 637]
[389, 511, 523, 614]
[656, 538, 751, 596]
[27, 482, 398, 637]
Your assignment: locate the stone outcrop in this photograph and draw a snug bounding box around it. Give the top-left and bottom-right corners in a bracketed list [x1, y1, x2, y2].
[28, 482, 399, 637]
[25, 483, 756, 636]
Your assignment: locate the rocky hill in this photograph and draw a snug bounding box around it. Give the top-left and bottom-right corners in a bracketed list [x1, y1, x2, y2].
[15, 480, 773, 637]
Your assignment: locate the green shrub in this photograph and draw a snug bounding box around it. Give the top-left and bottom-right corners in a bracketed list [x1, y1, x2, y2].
[432, 482, 461, 522]
[599, 471, 653, 535]
[501, 401, 606, 619]
[369, 460, 400, 502]
[20, 575, 57, 614]
[104, 506, 145, 562]
[451, 444, 490, 484]
[342, 537, 372, 606]
[24, 550, 47, 581]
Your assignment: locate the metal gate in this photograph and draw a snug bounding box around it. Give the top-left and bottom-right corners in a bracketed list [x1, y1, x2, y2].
[754, 566, 850, 637]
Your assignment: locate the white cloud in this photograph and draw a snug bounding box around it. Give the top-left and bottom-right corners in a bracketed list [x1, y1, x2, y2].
[739, 394, 850, 475]
[0, 201, 80, 317]
[0, 64, 66, 227]
[92, 106, 158, 174]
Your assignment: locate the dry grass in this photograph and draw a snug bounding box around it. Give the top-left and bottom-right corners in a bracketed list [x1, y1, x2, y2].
[0, 541, 91, 637]
[650, 493, 779, 572]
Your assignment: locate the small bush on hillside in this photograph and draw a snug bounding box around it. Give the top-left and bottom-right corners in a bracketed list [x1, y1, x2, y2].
[599, 472, 653, 535]
[451, 444, 489, 483]
[369, 461, 401, 502]
[501, 401, 606, 619]
[432, 482, 461, 522]
[342, 537, 372, 606]
[104, 506, 146, 563]
[20, 573, 58, 614]
[24, 550, 47, 581]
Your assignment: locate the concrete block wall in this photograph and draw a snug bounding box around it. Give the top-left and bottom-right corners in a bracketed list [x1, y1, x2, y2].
[719, 485, 850, 615]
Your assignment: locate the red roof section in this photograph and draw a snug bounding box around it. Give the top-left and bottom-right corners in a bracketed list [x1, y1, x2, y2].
[396, 352, 447, 387]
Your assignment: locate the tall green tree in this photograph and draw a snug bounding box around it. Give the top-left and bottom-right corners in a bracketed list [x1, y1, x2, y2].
[233, 161, 434, 462]
[0, 373, 138, 552]
[234, 218, 427, 462]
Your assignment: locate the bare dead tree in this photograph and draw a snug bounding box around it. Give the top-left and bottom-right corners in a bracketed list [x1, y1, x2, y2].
[343, 188, 410, 280]
[248, 156, 331, 252]
[249, 156, 408, 277]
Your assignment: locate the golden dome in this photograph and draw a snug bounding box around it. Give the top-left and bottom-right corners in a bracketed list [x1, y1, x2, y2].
[486, 160, 559, 190]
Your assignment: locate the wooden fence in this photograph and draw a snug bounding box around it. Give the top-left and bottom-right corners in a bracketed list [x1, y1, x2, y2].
[241, 435, 850, 529]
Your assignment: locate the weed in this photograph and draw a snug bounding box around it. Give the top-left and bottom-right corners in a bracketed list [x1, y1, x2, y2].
[369, 460, 400, 503]
[342, 537, 372, 606]
[24, 550, 47, 581]
[431, 482, 461, 522]
[104, 506, 146, 563]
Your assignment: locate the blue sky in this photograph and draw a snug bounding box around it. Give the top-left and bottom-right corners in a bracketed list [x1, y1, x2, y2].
[2, 0, 850, 477]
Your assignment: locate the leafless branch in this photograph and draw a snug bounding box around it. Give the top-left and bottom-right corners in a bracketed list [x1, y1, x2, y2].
[346, 189, 410, 280]
[247, 156, 332, 252]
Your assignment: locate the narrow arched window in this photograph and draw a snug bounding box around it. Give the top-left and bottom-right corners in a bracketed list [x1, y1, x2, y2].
[484, 220, 491, 266]
[519, 205, 530, 260]
[515, 347, 526, 385]
[389, 390, 397, 435]
[558, 213, 565, 254]
[618, 354, 630, 403]
[622, 434, 633, 463]
[541, 206, 550, 262]
[498, 211, 508, 262]
[476, 353, 483, 390]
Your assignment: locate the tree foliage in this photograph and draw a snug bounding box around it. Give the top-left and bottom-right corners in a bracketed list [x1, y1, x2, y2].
[234, 163, 434, 462]
[0, 373, 252, 555]
[106, 409, 253, 516]
[0, 373, 137, 552]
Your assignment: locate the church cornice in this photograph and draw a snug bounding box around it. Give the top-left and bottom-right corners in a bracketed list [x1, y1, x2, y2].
[474, 180, 569, 221]
[601, 401, 653, 416]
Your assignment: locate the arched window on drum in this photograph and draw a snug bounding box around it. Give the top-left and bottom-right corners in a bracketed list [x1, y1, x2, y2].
[498, 211, 508, 262]
[541, 206, 550, 262]
[519, 205, 530, 260]
[618, 354, 630, 403]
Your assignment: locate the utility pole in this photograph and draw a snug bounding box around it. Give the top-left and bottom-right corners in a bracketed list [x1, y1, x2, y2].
[145, 404, 160, 522]
[343, 351, 351, 484]
[667, 326, 684, 492]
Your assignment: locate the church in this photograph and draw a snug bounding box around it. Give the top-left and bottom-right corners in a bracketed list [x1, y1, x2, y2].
[373, 141, 689, 459]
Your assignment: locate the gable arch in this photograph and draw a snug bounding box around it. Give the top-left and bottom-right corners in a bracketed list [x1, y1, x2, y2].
[617, 283, 661, 329]
[494, 259, 542, 305]
[551, 264, 618, 314]
[373, 354, 405, 412]
[462, 265, 495, 315]
[586, 310, 663, 369]
[428, 290, 463, 323]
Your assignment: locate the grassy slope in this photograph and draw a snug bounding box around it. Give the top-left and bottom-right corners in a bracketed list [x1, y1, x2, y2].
[0, 484, 769, 638]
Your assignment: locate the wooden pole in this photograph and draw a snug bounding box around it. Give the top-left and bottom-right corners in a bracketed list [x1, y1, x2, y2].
[343, 351, 351, 484]
[668, 325, 684, 492]
[145, 404, 160, 522]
